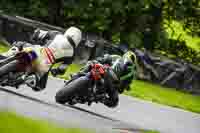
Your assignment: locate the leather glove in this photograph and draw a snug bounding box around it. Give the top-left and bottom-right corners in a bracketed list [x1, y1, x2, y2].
[51, 68, 59, 77]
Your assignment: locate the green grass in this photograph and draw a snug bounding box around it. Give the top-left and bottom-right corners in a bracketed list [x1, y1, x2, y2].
[0, 42, 9, 53]
[0, 111, 159, 133]
[164, 20, 200, 51]
[143, 130, 160, 133]
[0, 111, 92, 133]
[125, 80, 200, 113]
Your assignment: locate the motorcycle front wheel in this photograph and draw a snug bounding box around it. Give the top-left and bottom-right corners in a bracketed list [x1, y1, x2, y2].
[55, 76, 90, 105]
[0, 60, 18, 77]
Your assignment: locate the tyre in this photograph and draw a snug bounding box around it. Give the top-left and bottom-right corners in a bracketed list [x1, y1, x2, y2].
[55, 76, 89, 104]
[0, 60, 18, 77]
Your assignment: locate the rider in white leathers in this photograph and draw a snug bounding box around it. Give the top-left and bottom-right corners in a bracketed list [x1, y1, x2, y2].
[2, 26, 82, 91]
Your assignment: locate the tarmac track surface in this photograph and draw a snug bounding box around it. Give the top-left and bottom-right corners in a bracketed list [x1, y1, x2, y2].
[0, 77, 200, 133]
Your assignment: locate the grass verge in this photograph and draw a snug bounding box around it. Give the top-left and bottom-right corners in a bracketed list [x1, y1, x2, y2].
[0, 42, 9, 53]
[0, 111, 160, 133]
[125, 80, 200, 113]
[143, 130, 160, 133]
[0, 111, 91, 133]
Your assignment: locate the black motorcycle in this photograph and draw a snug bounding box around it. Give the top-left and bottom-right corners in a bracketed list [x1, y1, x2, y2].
[0, 42, 51, 90]
[55, 63, 119, 106]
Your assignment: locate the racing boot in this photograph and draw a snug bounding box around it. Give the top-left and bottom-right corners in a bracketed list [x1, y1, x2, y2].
[26, 72, 48, 91]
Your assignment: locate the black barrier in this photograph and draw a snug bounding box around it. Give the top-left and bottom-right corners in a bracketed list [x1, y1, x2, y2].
[133, 49, 200, 94]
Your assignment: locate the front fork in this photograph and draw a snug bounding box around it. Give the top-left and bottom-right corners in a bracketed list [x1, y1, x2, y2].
[87, 79, 106, 104]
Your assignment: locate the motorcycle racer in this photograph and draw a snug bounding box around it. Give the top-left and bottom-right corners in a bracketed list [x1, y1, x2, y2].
[1, 26, 82, 91]
[73, 50, 137, 108]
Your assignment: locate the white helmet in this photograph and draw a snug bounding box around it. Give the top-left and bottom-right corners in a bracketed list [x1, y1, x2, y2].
[64, 26, 82, 47]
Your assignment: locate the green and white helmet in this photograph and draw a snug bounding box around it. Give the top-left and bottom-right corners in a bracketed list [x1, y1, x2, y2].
[122, 50, 137, 64]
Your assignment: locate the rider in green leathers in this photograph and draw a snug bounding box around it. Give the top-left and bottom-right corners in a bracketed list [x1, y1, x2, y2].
[74, 50, 137, 108]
